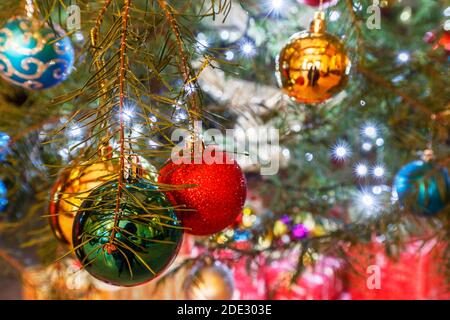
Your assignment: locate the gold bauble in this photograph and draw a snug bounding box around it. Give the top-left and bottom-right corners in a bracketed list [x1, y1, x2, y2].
[276, 12, 351, 104]
[49, 159, 118, 246]
[49, 148, 157, 246]
[184, 261, 235, 300]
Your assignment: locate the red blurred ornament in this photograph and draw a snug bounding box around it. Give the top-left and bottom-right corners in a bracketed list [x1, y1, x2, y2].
[299, 0, 338, 7]
[217, 248, 267, 300]
[435, 31, 450, 52]
[346, 238, 450, 300]
[159, 151, 247, 235]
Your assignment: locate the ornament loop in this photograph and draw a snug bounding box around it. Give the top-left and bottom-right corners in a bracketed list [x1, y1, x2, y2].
[310, 11, 326, 34]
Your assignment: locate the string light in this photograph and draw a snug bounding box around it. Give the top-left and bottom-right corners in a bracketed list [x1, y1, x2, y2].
[354, 163, 369, 177]
[331, 140, 351, 161]
[397, 51, 410, 63]
[361, 122, 378, 139]
[68, 124, 82, 137]
[122, 106, 134, 122]
[372, 185, 382, 195]
[372, 164, 386, 178]
[220, 30, 230, 41]
[362, 142, 372, 152]
[354, 189, 380, 214]
[305, 152, 314, 162]
[329, 11, 340, 22]
[196, 33, 209, 52]
[225, 50, 234, 61]
[268, 0, 284, 15]
[240, 41, 256, 58]
[376, 138, 384, 147]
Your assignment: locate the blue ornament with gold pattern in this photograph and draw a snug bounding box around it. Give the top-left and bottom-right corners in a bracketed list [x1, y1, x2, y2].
[0, 131, 10, 162]
[0, 180, 7, 212]
[0, 16, 74, 90]
[394, 157, 450, 216]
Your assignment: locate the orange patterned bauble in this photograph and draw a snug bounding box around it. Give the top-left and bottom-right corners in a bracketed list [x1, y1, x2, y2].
[276, 11, 351, 104]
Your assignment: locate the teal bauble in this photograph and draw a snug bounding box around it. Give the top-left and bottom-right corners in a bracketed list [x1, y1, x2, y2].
[0, 179, 7, 212]
[394, 160, 450, 216]
[0, 16, 74, 90]
[73, 179, 183, 287]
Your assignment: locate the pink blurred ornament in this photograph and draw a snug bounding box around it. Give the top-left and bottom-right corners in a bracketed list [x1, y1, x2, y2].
[292, 223, 309, 240]
[265, 252, 345, 300]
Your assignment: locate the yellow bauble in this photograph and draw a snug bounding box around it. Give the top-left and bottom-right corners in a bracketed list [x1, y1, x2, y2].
[184, 261, 235, 300]
[276, 12, 351, 104]
[49, 160, 118, 246]
[49, 149, 157, 246]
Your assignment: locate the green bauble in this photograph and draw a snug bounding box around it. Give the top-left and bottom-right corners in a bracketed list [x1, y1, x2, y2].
[73, 179, 183, 287]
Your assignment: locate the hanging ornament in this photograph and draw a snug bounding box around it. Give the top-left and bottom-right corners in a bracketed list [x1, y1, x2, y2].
[49, 146, 157, 246]
[159, 149, 247, 236]
[0, 131, 10, 162]
[298, 0, 338, 8]
[0, 179, 8, 212]
[0, 14, 74, 90]
[393, 150, 450, 216]
[73, 179, 183, 287]
[184, 261, 235, 300]
[276, 11, 350, 103]
[49, 147, 117, 246]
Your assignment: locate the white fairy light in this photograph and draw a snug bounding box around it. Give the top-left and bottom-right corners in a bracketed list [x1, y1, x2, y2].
[173, 105, 188, 122]
[68, 124, 82, 137]
[196, 33, 209, 52]
[184, 83, 196, 95]
[362, 142, 372, 152]
[354, 189, 380, 215]
[376, 138, 384, 147]
[331, 141, 351, 161]
[391, 190, 399, 204]
[291, 123, 301, 132]
[354, 163, 369, 177]
[329, 11, 340, 22]
[361, 192, 375, 208]
[444, 20, 450, 31]
[240, 41, 256, 58]
[282, 148, 290, 159]
[372, 186, 382, 195]
[225, 50, 235, 61]
[444, 7, 450, 16]
[220, 30, 230, 41]
[305, 153, 314, 162]
[148, 139, 159, 149]
[400, 7, 412, 22]
[361, 122, 378, 139]
[122, 107, 134, 121]
[397, 51, 410, 63]
[272, 0, 283, 9]
[372, 165, 385, 178]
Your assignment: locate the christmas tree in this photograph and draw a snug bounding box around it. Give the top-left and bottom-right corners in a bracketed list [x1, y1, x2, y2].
[0, 0, 449, 300]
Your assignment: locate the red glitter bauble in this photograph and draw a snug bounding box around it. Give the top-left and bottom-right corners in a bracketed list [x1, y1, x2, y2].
[299, 0, 338, 8]
[159, 151, 247, 235]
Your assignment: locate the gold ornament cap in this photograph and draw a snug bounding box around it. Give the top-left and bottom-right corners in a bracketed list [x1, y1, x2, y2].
[310, 11, 326, 34]
[421, 149, 434, 162]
